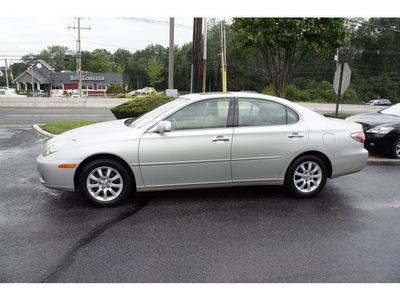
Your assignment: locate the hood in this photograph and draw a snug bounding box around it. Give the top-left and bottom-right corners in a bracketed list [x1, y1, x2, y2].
[347, 112, 400, 130]
[49, 119, 143, 143]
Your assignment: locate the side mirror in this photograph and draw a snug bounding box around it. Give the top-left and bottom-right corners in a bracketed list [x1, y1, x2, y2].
[155, 121, 171, 133]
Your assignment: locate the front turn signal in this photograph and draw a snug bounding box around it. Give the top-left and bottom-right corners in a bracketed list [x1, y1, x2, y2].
[58, 164, 77, 169]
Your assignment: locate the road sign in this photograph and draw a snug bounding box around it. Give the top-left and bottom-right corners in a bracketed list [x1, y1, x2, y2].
[333, 62, 351, 95]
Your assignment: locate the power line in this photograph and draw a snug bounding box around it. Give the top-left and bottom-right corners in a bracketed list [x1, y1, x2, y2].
[346, 18, 400, 33]
[120, 17, 191, 29]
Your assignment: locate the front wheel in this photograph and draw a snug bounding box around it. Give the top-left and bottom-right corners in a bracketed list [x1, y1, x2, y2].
[392, 138, 400, 159]
[78, 159, 132, 207]
[285, 155, 327, 199]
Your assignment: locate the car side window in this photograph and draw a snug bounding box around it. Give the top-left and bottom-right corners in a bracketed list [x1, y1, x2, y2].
[165, 98, 230, 131]
[238, 98, 299, 126]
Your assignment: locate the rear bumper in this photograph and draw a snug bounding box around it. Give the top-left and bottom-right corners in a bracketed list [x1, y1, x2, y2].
[330, 148, 368, 178]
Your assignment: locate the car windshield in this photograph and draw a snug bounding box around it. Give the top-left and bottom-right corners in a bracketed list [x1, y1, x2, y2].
[380, 103, 400, 117]
[130, 97, 188, 128]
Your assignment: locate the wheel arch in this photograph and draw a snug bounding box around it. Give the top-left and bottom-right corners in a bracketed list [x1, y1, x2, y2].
[285, 151, 333, 181]
[74, 154, 136, 192]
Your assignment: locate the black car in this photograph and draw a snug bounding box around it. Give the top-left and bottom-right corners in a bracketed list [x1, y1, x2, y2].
[346, 103, 400, 159]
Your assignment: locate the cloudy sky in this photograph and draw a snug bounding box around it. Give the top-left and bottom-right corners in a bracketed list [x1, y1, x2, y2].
[0, 0, 396, 68]
[0, 17, 195, 67]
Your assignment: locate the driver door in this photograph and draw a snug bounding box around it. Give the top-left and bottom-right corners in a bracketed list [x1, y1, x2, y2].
[138, 98, 233, 188]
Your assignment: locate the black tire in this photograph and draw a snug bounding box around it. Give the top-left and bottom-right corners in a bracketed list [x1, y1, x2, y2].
[285, 155, 328, 199]
[78, 159, 132, 207]
[392, 137, 400, 159]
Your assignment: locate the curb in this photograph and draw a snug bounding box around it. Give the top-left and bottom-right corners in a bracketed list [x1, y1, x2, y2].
[33, 124, 55, 138]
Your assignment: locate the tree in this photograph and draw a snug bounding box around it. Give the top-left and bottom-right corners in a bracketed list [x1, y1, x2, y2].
[145, 56, 165, 88]
[112, 48, 132, 72]
[88, 49, 113, 73]
[231, 18, 347, 97]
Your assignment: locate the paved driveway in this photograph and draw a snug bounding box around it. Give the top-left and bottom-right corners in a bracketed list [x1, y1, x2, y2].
[1, 127, 400, 283]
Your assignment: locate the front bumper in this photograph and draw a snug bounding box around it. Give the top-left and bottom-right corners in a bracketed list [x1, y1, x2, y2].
[36, 154, 77, 192]
[364, 133, 397, 155]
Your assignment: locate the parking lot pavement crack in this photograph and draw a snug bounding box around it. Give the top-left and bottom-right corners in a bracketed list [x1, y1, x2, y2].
[39, 201, 149, 283]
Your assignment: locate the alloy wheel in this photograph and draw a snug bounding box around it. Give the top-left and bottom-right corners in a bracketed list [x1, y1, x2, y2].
[293, 161, 323, 193]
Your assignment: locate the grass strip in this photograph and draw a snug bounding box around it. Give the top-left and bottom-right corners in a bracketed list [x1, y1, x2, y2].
[323, 112, 354, 119]
[40, 121, 103, 135]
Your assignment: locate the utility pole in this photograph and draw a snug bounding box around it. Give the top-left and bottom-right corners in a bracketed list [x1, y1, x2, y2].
[220, 21, 227, 92]
[168, 18, 174, 90]
[191, 18, 202, 93]
[202, 18, 207, 93]
[67, 18, 91, 98]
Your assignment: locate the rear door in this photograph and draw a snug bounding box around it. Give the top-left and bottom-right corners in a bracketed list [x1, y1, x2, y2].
[231, 97, 308, 182]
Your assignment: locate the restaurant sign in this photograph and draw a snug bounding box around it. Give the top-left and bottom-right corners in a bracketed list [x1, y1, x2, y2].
[70, 75, 105, 81]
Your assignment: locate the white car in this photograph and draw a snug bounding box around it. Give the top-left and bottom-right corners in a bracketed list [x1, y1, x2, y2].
[51, 90, 64, 98]
[37, 92, 368, 207]
[0, 87, 26, 97]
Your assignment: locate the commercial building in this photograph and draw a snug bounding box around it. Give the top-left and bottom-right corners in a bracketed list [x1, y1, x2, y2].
[12, 60, 130, 96]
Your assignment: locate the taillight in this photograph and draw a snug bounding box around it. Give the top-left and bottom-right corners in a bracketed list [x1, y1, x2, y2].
[351, 132, 365, 143]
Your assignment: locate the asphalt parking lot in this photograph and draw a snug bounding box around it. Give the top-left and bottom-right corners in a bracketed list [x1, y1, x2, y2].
[1, 126, 400, 283]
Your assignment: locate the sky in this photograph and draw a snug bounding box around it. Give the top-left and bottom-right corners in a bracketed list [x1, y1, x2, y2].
[1, 0, 398, 68]
[0, 17, 195, 67]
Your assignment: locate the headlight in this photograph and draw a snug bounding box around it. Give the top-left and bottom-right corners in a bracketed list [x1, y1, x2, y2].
[43, 139, 76, 157]
[366, 127, 394, 134]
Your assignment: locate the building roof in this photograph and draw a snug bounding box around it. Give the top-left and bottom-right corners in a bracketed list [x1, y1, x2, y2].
[37, 59, 55, 71]
[12, 60, 54, 84]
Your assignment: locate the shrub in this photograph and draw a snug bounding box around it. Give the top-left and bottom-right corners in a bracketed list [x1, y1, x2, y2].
[285, 84, 301, 101]
[106, 84, 125, 95]
[260, 84, 276, 96]
[110, 94, 176, 119]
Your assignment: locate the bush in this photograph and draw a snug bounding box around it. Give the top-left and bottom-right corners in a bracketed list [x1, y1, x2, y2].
[260, 84, 276, 96]
[110, 95, 176, 119]
[106, 84, 125, 95]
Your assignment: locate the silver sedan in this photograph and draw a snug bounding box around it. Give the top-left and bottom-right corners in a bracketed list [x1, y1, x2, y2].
[37, 92, 368, 207]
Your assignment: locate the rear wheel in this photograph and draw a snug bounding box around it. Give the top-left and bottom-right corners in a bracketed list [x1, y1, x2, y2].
[285, 155, 327, 198]
[392, 138, 400, 159]
[78, 159, 132, 207]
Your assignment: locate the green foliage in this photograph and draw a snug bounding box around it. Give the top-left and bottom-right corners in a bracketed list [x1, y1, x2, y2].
[352, 76, 400, 104]
[106, 84, 125, 95]
[279, 78, 361, 104]
[323, 113, 354, 119]
[260, 84, 276, 96]
[231, 18, 347, 97]
[144, 56, 165, 88]
[88, 50, 113, 72]
[110, 95, 175, 119]
[41, 121, 103, 135]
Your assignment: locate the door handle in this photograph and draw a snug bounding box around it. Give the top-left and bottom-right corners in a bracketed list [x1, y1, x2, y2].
[212, 136, 230, 142]
[288, 132, 304, 139]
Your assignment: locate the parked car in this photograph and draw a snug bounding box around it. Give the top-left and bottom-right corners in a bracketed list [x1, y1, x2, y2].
[37, 92, 368, 207]
[0, 87, 26, 97]
[31, 90, 49, 97]
[51, 90, 64, 98]
[346, 103, 400, 159]
[365, 99, 392, 106]
[128, 87, 156, 96]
